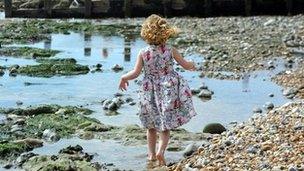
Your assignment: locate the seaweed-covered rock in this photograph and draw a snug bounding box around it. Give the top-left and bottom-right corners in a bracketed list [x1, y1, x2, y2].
[0, 142, 30, 159]
[22, 145, 101, 171]
[16, 58, 90, 77]
[0, 47, 59, 59]
[203, 123, 226, 134]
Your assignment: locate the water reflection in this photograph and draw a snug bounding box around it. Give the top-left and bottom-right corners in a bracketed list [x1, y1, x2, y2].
[242, 72, 250, 92]
[102, 48, 108, 58]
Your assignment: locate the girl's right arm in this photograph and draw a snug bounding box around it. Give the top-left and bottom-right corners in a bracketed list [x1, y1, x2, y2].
[172, 47, 196, 71]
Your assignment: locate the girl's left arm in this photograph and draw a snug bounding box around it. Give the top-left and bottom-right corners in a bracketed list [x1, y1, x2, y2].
[119, 52, 143, 91]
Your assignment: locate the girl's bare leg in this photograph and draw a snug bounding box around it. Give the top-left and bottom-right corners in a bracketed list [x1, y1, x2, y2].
[156, 130, 170, 166]
[147, 128, 157, 160]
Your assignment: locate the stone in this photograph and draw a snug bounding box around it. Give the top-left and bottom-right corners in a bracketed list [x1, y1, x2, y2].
[42, 129, 60, 142]
[253, 107, 263, 113]
[183, 143, 198, 157]
[14, 138, 43, 148]
[283, 88, 298, 99]
[264, 102, 274, 110]
[111, 64, 123, 72]
[16, 101, 23, 106]
[198, 89, 213, 98]
[55, 108, 66, 115]
[203, 123, 226, 134]
[16, 152, 37, 166]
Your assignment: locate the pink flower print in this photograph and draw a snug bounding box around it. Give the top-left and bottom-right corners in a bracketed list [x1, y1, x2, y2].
[174, 99, 181, 109]
[184, 89, 191, 97]
[143, 81, 149, 91]
[160, 45, 166, 53]
[145, 51, 151, 61]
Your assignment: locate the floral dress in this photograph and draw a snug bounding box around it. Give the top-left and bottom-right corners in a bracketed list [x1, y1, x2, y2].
[138, 44, 197, 131]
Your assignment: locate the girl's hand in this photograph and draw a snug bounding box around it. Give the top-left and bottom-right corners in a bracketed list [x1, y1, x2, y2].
[119, 77, 129, 91]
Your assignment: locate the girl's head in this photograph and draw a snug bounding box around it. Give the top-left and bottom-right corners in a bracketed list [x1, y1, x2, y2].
[141, 14, 179, 45]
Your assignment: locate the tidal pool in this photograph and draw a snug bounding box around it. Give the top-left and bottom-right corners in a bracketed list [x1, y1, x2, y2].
[0, 32, 290, 169]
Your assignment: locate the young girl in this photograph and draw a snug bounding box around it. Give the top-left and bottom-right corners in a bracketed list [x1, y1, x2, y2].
[118, 14, 197, 166]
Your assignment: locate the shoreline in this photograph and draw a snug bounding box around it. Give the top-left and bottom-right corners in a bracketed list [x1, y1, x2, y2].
[169, 101, 304, 171]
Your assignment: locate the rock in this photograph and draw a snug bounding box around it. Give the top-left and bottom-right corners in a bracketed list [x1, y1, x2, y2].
[111, 64, 123, 72]
[283, 88, 298, 99]
[125, 97, 133, 103]
[253, 107, 262, 113]
[59, 145, 83, 154]
[16, 152, 37, 166]
[203, 123, 226, 134]
[11, 124, 23, 132]
[55, 108, 66, 115]
[198, 89, 213, 98]
[42, 129, 60, 142]
[264, 102, 274, 110]
[14, 138, 43, 148]
[288, 166, 298, 171]
[269, 93, 274, 97]
[114, 92, 123, 97]
[13, 118, 26, 125]
[129, 102, 136, 106]
[183, 143, 198, 157]
[246, 145, 258, 154]
[0, 69, 4, 76]
[16, 100, 23, 106]
[108, 101, 118, 111]
[191, 88, 200, 95]
[83, 123, 110, 132]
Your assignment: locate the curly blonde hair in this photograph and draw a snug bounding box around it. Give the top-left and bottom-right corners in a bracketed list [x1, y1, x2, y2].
[140, 14, 179, 45]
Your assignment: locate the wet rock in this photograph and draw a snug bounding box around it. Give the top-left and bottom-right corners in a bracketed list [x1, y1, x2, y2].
[253, 107, 263, 113]
[263, 102, 274, 110]
[11, 124, 23, 133]
[129, 102, 136, 106]
[203, 123, 226, 134]
[111, 64, 123, 72]
[183, 143, 198, 157]
[83, 123, 111, 132]
[283, 88, 298, 99]
[0, 69, 4, 76]
[114, 92, 123, 97]
[102, 97, 124, 111]
[197, 89, 213, 99]
[13, 118, 26, 125]
[59, 145, 83, 154]
[269, 93, 274, 97]
[16, 101, 23, 106]
[42, 129, 60, 142]
[16, 58, 89, 77]
[16, 152, 37, 166]
[14, 138, 43, 149]
[191, 88, 200, 95]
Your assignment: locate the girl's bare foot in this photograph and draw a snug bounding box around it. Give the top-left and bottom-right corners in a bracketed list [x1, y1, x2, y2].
[156, 153, 166, 166]
[147, 154, 157, 161]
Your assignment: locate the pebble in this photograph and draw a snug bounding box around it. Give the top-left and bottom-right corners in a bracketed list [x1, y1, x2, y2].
[183, 143, 198, 157]
[264, 102, 274, 110]
[16, 100, 23, 106]
[112, 64, 123, 72]
[253, 107, 263, 113]
[170, 102, 304, 170]
[197, 89, 213, 99]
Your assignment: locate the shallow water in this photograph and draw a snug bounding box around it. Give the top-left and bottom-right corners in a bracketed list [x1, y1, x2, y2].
[32, 138, 183, 170]
[0, 32, 291, 169]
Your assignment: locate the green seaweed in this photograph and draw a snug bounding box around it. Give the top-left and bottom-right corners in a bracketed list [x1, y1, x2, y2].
[16, 58, 90, 77]
[0, 47, 59, 59]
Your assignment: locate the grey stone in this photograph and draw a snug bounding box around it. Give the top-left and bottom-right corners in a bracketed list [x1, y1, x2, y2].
[183, 143, 198, 157]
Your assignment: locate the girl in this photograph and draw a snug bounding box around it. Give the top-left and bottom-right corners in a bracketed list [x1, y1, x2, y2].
[118, 14, 197, 166]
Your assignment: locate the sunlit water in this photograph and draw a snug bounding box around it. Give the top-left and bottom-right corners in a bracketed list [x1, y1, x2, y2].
[0, 32, 291, 169]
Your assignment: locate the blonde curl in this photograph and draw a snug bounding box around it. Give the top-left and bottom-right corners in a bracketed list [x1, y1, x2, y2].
[140, 14, 179, 45]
